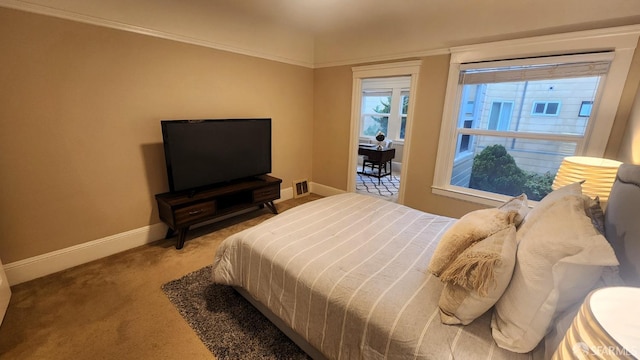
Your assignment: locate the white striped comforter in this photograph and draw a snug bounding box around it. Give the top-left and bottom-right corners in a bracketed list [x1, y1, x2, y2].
[212, 193, 533, 360]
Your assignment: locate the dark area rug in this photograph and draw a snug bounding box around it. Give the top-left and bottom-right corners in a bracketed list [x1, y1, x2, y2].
[356, 173, 400, 198]
[162, 266, 310, 360]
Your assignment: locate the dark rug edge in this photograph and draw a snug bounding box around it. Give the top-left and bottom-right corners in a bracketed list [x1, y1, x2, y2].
[161, 266, 310, 360]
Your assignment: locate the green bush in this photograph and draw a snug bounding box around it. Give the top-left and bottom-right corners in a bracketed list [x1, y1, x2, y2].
[522, 171, 554, 201]
[469, 144, 553, 201]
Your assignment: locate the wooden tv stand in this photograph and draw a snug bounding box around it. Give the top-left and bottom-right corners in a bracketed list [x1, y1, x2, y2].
[155, 175, 282, 249]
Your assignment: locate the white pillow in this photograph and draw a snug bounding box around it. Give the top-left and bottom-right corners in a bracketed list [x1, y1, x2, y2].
[491, 193, 619, 353]
[438, 225, 517, 325]
[517, 181, 581, 230]
[499, 194, 529, 227]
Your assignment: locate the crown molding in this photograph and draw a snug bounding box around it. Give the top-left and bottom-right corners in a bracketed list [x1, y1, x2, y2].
[314, 48, 450, 69]
[0, 0, 316, 68]
[6, 1, 634, 70]
[1, 0, 453, 69]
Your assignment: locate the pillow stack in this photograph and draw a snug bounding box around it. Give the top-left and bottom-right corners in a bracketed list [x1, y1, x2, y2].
[428, 194, 528, 325]
[428, 182, 619, 352]
[491, 182, 619, 353]
[429, 182, 618, 353]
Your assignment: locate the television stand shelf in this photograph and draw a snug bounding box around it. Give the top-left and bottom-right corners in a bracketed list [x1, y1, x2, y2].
[155, 175, 282, 249]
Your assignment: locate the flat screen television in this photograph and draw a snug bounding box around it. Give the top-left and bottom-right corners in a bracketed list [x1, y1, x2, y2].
[161, 118, 272, 193]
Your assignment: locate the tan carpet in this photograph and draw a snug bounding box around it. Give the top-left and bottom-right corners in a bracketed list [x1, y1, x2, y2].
[0, 194, 322, 360]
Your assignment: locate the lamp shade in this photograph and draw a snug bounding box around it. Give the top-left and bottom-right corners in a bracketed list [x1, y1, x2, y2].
[552, 156, 622, 203]
[552, 287, 640, 359]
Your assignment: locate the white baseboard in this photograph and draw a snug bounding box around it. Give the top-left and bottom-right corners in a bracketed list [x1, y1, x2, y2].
[279, 186, 294, 202]
[4, 223, 168, 286]
[2, 184, 314, 286]
[310, 182, 345, 197]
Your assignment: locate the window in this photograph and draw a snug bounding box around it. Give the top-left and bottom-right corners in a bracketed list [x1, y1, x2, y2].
[360, 77, 410, 141]
[400, 92, 409, 139]
[532, 101, 561, 116]
[433, 27, 639, 206]
[488, 101, 514, 130]
[579, 101, 593, 117]
[455, 85, 483, 157]
[446, 58, 606, 201]
[361, 91, 391, 136]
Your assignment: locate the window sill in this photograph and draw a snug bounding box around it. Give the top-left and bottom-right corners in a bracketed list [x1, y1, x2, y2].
[431, 185, 524, 207]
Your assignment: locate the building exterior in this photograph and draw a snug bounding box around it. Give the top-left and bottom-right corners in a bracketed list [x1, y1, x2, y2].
[452, 76, 600, 190]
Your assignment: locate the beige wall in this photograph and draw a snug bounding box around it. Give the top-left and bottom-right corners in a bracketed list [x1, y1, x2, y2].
[8, 0, 316, 67]
[0, 8, 314, 263]
[312, 66, 353, 189]
[312, 50, 640, 218]
[401, 55, 485, 218]
[2, 6, 639, 265]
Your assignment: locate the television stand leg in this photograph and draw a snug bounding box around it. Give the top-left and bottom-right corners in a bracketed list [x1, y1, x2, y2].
[264, 201, 278, 214]
[165, 227, 176, 239]
[176, 227, 189, 249]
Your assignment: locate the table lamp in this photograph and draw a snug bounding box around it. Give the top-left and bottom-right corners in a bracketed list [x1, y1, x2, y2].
[552, 156, 622, 204]
[552, 286, 639, 359]
[375, 131, 386, 150]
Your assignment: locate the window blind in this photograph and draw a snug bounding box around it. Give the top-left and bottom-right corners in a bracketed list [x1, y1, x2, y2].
[362, 90, 392, 97]
[459, 53, 613, 84]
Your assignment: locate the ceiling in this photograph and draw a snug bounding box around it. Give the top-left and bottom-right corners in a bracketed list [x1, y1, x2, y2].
[2, 0, 640, 67]
[180, 0, 640, 36]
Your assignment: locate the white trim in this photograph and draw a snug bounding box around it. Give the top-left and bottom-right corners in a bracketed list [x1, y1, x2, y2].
[457, 128, 583, 141]
[279, 186, 294, 203]
[4, 185, 295, 286]
[458, 52, 616, 72]
[3, 2, 639, 70]
[431, 186, 516, 208]
[0, 0, 315, 68]
[4, 223, 168, 285]
[352, 61, 423, 79]
[449, 25, 640, 63]
[0, 257, 10, 325]
[433, 25, 640, 205]
[360, 77, 410, 142]
[314, 48, 449, 69]
[0, 0, 448, 69]
[349, 78, 365, 195]
[349, 60, 422, 205]
[434, 62, 465, 200]
[310, 181, 345, 198]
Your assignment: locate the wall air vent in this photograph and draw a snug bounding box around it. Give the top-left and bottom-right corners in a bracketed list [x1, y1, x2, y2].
[293, 179, 310, 198]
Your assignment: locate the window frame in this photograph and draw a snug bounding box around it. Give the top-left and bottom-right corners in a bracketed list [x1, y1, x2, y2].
[432, 26, 640, 206]
[360, 90, 392, 138]
[348, 60, 422, 204]
[359, 77, 411, 143]
[400, 91, 409, 140]
[579, 101, 594, 117]
[531, 101, 561, 116]
[488, 101, 515, 130]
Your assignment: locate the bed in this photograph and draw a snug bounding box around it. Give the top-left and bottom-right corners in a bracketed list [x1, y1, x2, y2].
[211, 163, 640, 359]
